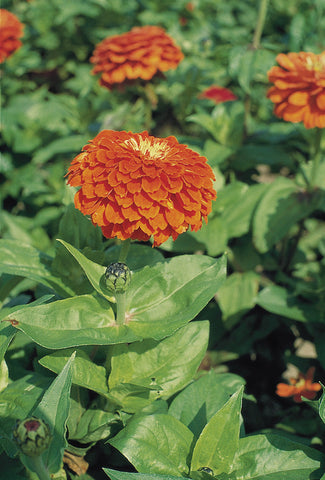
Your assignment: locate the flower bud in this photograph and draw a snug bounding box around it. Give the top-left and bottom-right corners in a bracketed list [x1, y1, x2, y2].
[104, 262, 131, 293]
[13, 417, 51, 457]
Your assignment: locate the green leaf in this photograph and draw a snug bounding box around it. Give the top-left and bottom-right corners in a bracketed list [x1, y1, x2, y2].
[125, 254, 227, 341]
[109, 414, 194, 476]
[39, 348, 109, 397]
[217, 272, 259, 329]
[191, 387, 244, 475]
[108, 322, 209, 412]
[69, 408, 116, 444]
[257, 285, 318, 322]
[57, 239, 114, 302]
[225, 433, 324, 479]
[5, 295, 138, 349]
[0, 239, 73, 297]
[104, 244, 165, 270]
[0, 322, 16, 363]
[319, 384, 325, 425]
[253, 177, 324, 253]
[103, 469, 185, 480]
[33, 352, 75, 474]
[169, 370, 245, 438]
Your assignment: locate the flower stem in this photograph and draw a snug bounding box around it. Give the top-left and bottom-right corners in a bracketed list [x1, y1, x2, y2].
[115, 291, 126, 325]
[310, 128, 323, 188]
[252, 0, 269, 49]
[118, 238, 131, 263]
[26, 455, 51, 480]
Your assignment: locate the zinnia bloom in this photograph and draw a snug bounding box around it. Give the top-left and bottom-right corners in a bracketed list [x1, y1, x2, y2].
[267, 51, 325, 129]
[0, 9, 24, 63]
[90, 26, 184, 90]
[199, 85, 237, 104]
[276, 367, 321, 403]
[67, 130, 216, 246]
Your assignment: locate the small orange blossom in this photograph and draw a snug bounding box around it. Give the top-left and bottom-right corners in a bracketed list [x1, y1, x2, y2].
[276, 367, 321, 403]
[0, 9, 24, 63]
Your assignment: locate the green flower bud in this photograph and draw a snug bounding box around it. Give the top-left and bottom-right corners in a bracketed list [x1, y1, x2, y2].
[13, 417, 52, 457]
[105, 262, 131, 293]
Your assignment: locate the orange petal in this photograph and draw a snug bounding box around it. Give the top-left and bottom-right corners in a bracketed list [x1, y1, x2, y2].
[288, 91, 309, 106]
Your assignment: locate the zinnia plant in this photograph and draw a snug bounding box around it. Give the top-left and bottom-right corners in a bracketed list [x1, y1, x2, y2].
[199, 85, 237, 104]
[276, 367, 322, 402]
[0, 9, 24, 63]
[267, 51, 325, 129]
[66, 130, 216, 246]
[90, 25, 184, 90]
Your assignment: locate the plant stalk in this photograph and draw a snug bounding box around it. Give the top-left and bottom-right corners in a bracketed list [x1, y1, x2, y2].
[27, 455, 51, 480]
[118, 238, 131, 263]
[310, 127, 323, 188]
[115, 291, 127, 325]
[252, 0, 269, 50]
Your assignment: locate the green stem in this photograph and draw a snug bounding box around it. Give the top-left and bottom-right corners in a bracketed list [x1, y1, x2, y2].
[118, 238, 131, 263]
[252, 0, 269, 49]
[115, 291, 126, 325]
[28, 456, 51, 480]
[310, 128, 323, 188]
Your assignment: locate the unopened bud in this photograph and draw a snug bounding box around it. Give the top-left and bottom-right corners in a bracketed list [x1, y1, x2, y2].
[13, 417, 51, 457]
[105, 262, 131, 293]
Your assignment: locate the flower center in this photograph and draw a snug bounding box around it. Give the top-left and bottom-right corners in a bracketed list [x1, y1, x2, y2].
[305, 54, 325, 73]
[24, 419, 41, 431]
[124, 137, 170, 160]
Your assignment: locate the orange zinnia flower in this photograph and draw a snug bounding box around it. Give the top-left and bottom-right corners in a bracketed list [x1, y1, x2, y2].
[90, 26, 184, 90]
[67, 130, 216, 246]
[276, 367, 322, 403]
[0, 9, 24, 63]
[199, 85, 237, 104]
[267, 51, 325, 129]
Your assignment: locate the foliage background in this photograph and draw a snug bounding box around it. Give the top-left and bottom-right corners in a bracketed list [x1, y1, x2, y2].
[1, 0, 325, 479]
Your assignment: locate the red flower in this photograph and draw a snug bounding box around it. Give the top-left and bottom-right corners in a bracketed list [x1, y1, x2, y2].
[199, 85, 237, 104]
[67, 130, 216, 246]
[276, 367, 322, 403]
[0, 9, 24, 63]
[267, 51, 325, 129]
[90, 26, 184, 90]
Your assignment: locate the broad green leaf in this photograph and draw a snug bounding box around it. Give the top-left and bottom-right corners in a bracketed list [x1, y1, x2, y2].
[257, 285, 318, 322]
[103, 469, 185, 480]
[4, 295, 138, 349]
[0, 373, 51, 457]
[0, 240, 73, 297]
[169, 370, 245, 438]
[33, 352, 75, 474]
[124, 254, 227, 340]
[319, 384, 325, 425]
[191, 387, 244, 475]
[39, 348, 109, 397]
[190, 217, 228, 257]
[69, 408, 116, 444]
[0, 322, 16, 363]
[253, 177, 324, 253]
[0, 360, 9, 393]
[109, 414, 194, 477]
[217, 272, 259, 329]
[57, 239, 114, 302]
[223, 433, 324, 479]
[108, 322, 209, 412]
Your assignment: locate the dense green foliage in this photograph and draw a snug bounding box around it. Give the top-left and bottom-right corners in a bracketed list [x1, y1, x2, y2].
[1, 0, 325, 479]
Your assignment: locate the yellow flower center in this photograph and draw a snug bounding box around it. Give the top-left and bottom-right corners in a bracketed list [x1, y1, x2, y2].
[124, 137, 170, 160]
[295, 378, 306, 388]
[305, 54, 325, 72]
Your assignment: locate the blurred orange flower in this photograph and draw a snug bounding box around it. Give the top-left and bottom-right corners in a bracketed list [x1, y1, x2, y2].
[276, 367, 321, 403]
[199, 85, 237, 104]
[0, 9, 24, 63]
[267, 51, 325, 129]
[67, 130, 216, 246]
[90, 26, 184, 90]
